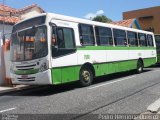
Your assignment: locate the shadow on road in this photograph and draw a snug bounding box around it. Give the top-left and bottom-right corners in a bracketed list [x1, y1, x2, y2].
[93, 69, 150, 84]
[149, 63, 160, 68]
[8, 69, 151, 97]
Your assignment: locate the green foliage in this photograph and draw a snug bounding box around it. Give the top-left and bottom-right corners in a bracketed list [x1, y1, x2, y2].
[92, 15, 112, 23]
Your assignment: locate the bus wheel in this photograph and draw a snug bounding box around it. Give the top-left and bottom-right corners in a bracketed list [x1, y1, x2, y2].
[79, 67, 93, 87]
[137, 60, 144, 74]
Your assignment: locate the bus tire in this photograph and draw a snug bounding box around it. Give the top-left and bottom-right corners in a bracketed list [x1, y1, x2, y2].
[137, 60, 144, 74]
[79, 67, 93, 87]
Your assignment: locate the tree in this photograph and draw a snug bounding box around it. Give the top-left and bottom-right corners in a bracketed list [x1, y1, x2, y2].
[92, 15, 112, 23]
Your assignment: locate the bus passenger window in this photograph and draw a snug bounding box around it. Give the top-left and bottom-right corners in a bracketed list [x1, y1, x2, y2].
[113, 29, 127, 46]
[139, 33, 147, 47]
[79, 24, 95, 46]
[95, 26, 113, 46]
[147, 35, 154, 47]
[127, 31, 138, 46]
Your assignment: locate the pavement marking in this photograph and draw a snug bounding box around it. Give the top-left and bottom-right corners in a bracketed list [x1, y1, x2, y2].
[88, 75, 136, 89]
[0, 107, 16, 113]
[147, 98, 160, 113]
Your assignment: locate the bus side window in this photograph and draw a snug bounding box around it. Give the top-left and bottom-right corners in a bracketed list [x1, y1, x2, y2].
[113, 29, 127, 46]
[147, 34, 154, 47]
[57, 28, 65, 48]
[52, 27, 76, 57]
[78, 24, 95, 46]
[57, 27, 75, 49]
[95, 26, 113, 46]
[127, 31, 138, 46]
[138, 33, 147, 47]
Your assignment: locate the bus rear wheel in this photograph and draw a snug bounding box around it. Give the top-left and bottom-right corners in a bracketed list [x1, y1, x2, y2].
[137, 60, 144, 74]
[79, 67, 93, 87]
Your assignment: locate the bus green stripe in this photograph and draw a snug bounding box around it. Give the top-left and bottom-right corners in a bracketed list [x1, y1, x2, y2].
[77, 46, 156, 50]
[51, 57, 156, 85]
[14, 69, 39, 75]
[157, 54, 160, 63]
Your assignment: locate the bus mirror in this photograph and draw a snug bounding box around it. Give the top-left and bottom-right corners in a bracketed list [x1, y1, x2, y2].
[49, 22, 57, 27]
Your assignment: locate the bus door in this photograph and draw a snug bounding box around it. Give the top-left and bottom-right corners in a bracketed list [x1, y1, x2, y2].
[51, 25, 77, 84]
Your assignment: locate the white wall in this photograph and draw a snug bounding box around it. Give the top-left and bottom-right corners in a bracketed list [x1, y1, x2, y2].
[0, 32, 6, 85]
[0, 24, 13, 39]
[0, 24, 13, 86]
[21, 8, 42, 19]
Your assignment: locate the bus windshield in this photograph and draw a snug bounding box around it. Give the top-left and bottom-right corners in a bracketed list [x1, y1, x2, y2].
[11, 26, 48, 62]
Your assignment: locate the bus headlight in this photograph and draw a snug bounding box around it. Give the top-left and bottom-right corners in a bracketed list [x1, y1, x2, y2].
[39, 62, 48, 72]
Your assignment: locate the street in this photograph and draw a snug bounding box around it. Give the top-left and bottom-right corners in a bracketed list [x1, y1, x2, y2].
[0, 65, 160, 119]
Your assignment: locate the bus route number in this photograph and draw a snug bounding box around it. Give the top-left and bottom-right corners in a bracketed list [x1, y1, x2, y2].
[84, 55, 90, 60]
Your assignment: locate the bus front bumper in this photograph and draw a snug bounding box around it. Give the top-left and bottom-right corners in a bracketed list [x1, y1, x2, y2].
[10, 69, 52, 85]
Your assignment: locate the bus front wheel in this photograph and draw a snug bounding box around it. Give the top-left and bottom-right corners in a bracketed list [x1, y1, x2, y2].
[79, 67, 93, 87]
[137, 60, 144, 74]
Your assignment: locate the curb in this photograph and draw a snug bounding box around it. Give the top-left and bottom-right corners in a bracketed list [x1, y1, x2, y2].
[0, 85, 38, 95]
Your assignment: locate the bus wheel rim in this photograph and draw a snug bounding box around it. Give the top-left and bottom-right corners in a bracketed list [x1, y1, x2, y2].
[138, 67, 142, 72]
[82, 71, 90, 82]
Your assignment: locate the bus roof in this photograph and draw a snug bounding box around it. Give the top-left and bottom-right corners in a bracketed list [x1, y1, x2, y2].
[15, 12, 154, 35]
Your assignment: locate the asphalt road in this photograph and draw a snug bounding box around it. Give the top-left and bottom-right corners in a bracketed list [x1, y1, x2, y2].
[0, 65, 160, 120]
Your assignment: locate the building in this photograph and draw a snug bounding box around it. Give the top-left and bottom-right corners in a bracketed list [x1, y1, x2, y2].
[110, 18, 141, 30]
[123, 6, 160, 34]
[0, 4, 45, 39]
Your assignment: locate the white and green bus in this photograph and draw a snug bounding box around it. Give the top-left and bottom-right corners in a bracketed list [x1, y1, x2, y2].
[10, 13, 157, 86]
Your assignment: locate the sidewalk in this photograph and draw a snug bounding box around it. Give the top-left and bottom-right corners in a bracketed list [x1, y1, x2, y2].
[0, 85, 35, 95]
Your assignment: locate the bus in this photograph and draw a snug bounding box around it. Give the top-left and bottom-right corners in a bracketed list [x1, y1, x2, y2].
[10, 13, 157, 87]
[155, 35, 160, 63]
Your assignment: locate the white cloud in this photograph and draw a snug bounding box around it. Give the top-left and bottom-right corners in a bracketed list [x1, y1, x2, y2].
[96, 10, 104, 15]
[84, 10, 104, 19]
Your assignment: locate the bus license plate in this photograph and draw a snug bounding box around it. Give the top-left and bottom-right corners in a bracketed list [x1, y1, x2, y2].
[21, 75, 28, 79]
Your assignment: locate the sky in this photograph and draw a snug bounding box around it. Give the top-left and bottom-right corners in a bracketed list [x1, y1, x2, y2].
[1, 0, 160, 21]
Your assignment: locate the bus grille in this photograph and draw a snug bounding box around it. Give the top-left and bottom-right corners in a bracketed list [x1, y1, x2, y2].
[18, 77, 35, 82]
[15, 64, 36, 70]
